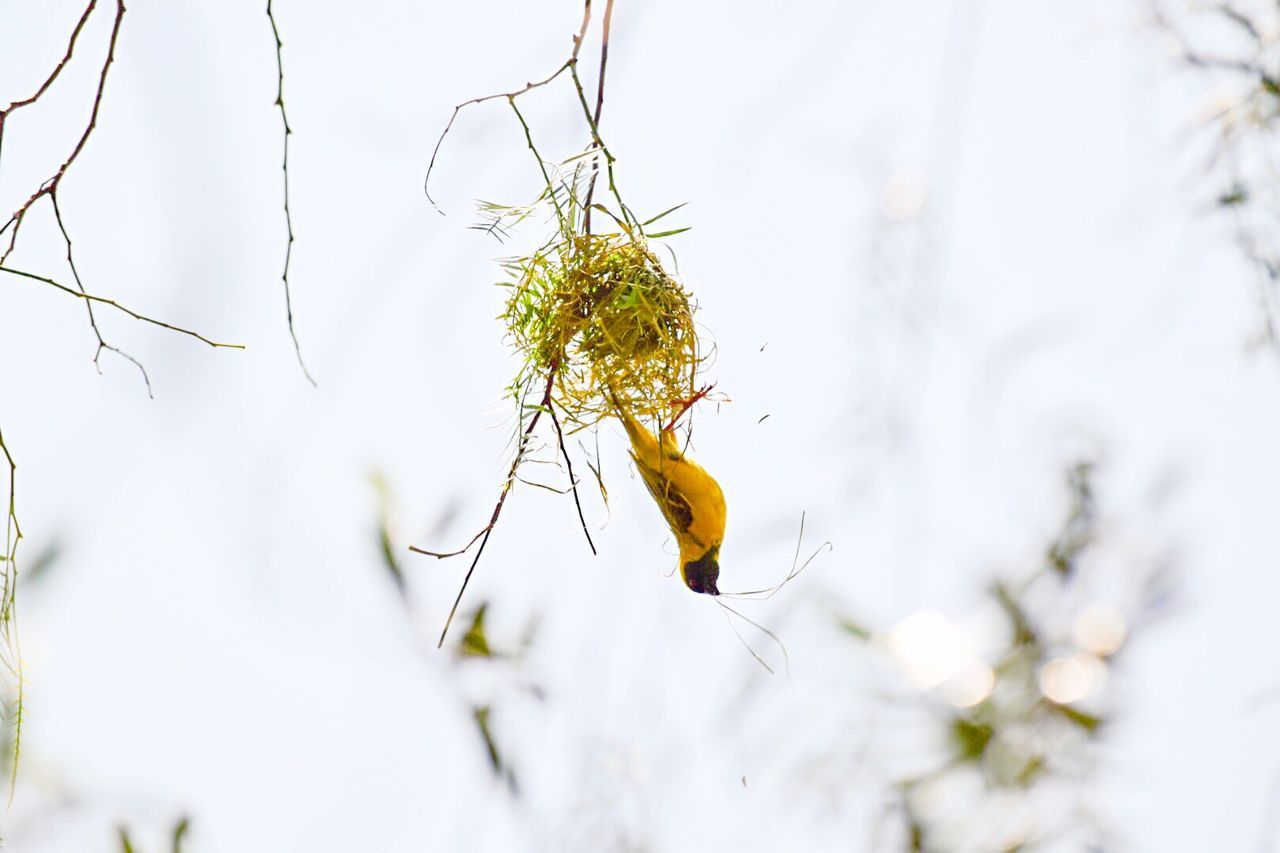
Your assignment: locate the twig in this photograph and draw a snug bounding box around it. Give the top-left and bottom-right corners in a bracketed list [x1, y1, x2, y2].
[583, 0, 615, 234]
[0, 1, 122, 800]
[2, 0, 238, 383]
[0, 266, 245, 350]
[547, 397, 596, 555]
[1215, 4, 1261, 42]
[0, 432, 20, 621]
[507, 98, 569, 231]
[0, 0, 126, 266]
[422, 0, 599, 214]
[1156, 3, 1280, 347]
[409, 355, 597, 645]
[424, 63, 578, 214]
[51, 191, 152, 395]
[568, 62, 634, 228]
[412, 369, 558, 648]
[0, 1, 98, 185]
[0, 428, 23, 803]
[266, 0, 315, 386]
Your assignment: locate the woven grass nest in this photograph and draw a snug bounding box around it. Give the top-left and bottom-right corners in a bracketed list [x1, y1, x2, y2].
[504, 230, 702, 430]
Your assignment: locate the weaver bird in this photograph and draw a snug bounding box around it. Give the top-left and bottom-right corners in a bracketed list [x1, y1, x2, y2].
[615, 403, 726, 595]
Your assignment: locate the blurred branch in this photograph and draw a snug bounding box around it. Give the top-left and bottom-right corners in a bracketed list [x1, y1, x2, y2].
[1154, 1, 1280, 350]
[0, 428, 22, 800]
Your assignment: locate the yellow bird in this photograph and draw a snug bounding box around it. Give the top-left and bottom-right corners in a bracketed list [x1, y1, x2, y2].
[615, 404, 726, 596]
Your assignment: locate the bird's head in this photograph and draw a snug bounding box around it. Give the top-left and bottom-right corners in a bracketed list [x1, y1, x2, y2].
[681, 545, 721, 596]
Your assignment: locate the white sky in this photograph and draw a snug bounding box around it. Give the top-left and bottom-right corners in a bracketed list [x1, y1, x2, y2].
[1, 1, 1278, 851]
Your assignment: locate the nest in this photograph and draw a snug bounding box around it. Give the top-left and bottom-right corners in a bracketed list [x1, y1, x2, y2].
[504, 232, 700, 430]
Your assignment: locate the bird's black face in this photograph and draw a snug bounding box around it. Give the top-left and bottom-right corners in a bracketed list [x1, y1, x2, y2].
[682, 546, 721, 596]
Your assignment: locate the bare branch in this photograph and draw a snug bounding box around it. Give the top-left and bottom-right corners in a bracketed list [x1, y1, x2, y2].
[583, 0, 615, 234]
[0, 0, 126, 266]
[423, 0, 600, 213]
[51, 191, 152, 395]
[0, 1, 97, 180]
[266, 1, 316, 386]
[547, 396, 596, 555]
[0, 265, 245, 350]
[413, 369, 556, 648]
[0, 428, 23, 803]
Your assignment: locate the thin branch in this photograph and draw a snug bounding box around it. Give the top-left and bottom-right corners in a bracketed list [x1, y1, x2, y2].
[410, 361, 599, 646]
[412, 369, 558, 648]
[547, 397, 596, 555]
[51, 191, 152, 396]
[0, 431, 20, 614]
[0, 429, 23, 804]
[424, 63, 578, 213]
[0, 265, 245, 350]
[583, 0, 615, 234]
[568, 63, 634, 228]
[422, 0, 598, 213]
[1157, 3, 1280, 347]
[507, 98, 569, 231]
[1215, 4, 1261, 42]
[266, 0, 315, 386]
[580, 433, 609, 509]
[0, 2, 123, 800]
[0, 0, 126, 266]
[571, 0, 595, 62]
[0, 1, 98, 187]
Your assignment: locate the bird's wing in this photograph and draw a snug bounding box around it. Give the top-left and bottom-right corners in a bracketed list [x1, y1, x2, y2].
[633, 452, 696, 537]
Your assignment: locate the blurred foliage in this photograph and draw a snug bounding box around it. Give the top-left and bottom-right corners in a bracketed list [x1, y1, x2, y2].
[116, 815, 188, 853]
[460, 602, 493, 658]
[451, 601, 538, 798]
[0, 429, 22, 791]
[1045, 462, 1094, 578]
[369, 470, 406, 597]
[840, 461, 1174, 851]
[372, 476, 540, 799]
[1157, 1, 1280, 348]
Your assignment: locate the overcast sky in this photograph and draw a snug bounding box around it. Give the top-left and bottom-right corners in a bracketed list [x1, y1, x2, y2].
[1, 1, 1278, 851]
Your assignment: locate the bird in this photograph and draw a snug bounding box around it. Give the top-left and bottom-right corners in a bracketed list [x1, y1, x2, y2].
[614, 400, 726, 595]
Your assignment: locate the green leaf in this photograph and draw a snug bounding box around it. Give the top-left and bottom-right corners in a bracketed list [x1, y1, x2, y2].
[646, 227, 691, 239]
[641, 202, 688, 227]
[949, 716, 995, 762]
[172, 816, 191, 853]
[838, 617, 872, 641]
[1218, 186, 1249, 207]
[461, 603, 492, 657]
[1046, 701, 1104, 733]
